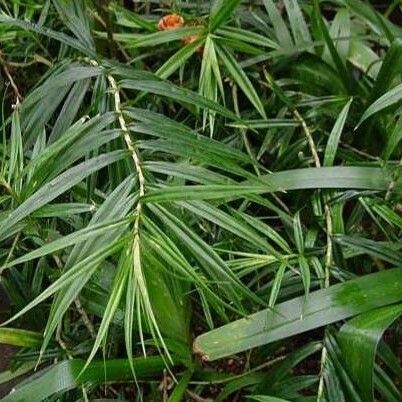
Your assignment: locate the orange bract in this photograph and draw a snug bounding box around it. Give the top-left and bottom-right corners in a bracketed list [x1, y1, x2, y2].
[182, 34, 204, 54]
[158, 14, 184, 30]
[182, 34, 198, 45]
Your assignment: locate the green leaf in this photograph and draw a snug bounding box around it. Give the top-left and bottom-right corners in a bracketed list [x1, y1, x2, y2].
[324, 98, 353, 166]
[325, 332, 363, 402]
[2, 217, 131, 271]
[284, 0, 312, 46]
[126, 107, 256, 178]
[199, 35, 220, 135]
[338, 304, 402, 402]
[31, 203, 95, 218]
[150, 204, 260, 307]
[120, 79, 238, 120]
[263, 0, 293, 48]
[84, 244, 132, 369]
[2, 357, 166, 402]
[238, 212, 291, 253]
[143, 220, 228, 315]
[193, 267, 402, 360]
[168, 371, 192, 402]
[122, 27, 204, 48]
[144, 184, 268, 203]
[53, 0, 95, 51]
[40, 177, 135, 354]
[218, 26, 279, 50]
[227, 119, 299, 129]
[216, 44, 267, 118]
[268, 263, 287, 308]
[369, 39, 402, 103]
[142, 244, 190, 346]
[1, 237, 127, 326]
[144, 161, 230, 185]
[0, 363, 37, 386]
[298, 255, 310, 297]
[323, 8, 351, 66]
[293, 212, 304, 253]
[261, 167, 393, 192]
[248, 396, 290, 402]
[49, 79, 90, 142]
[7, 105, 23, 190]
[113, 5, 156, 31]
[342, 0, 402, 42]
[266, 341, 323, 387]
[357, 83, 402, 127]
[313, 0, 352, 92]
[156, 39, 203, 80]
[0, 14, 95, 56]
[0, 328, 42, 347]
[179, 201, 279, 256]
[0, 150, 127, 241]
[334, 235, 402, 265]
[24, 113, 116, 189]
[143, 167, 395, 203]
[323, 356, 347, 402]
[383, 115, 402, 160]
[209, 0, 243, 32]
[348, 40, 380, 80]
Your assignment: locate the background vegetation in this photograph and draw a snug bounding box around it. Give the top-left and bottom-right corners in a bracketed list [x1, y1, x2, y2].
[0, 0, 402, 401]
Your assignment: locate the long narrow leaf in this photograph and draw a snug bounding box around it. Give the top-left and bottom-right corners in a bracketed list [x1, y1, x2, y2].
[193, 267, 402, 360]
[2, 357, 166, 402]
[0, 151, 127, 241]
[338, 304, 402, 402]
[209, 0, 242, 32]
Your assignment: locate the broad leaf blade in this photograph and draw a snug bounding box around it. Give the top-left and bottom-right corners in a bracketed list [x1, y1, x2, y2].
[193, 267, 402, 360]
[338, 304, 402, 402]
[2, 357, 166, 402]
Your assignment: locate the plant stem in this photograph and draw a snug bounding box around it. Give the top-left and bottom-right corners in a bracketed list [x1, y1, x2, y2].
[293, 109, 321, 168]
[106, 73, 145, 244]
[102, 61, 170, 365]
[294, 110, 333, 401]
[74, 298, 96, 339]
[0, 51, 22, 102]
[385, 157, 402, 201]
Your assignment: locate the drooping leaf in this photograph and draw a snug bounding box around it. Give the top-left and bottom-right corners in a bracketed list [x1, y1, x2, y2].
[284, 0, 312, 46]
[324, 98, 353, 166]
[209, 0, 243, 32]
[216, 44, 267, 118]
[338, 304, 402, 402]
[263, 0, 293, 48]
[357, 83, 402, 127]
[193, 267, 402, 360]
[0, 151, 127, 241]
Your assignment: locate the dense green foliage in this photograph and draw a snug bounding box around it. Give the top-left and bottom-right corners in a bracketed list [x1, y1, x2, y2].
[0, 0, 401, 401]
